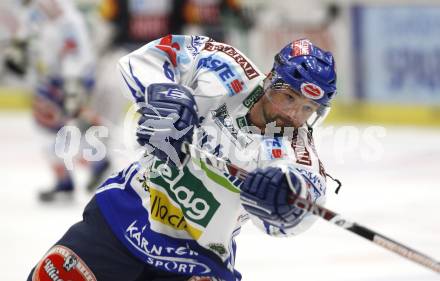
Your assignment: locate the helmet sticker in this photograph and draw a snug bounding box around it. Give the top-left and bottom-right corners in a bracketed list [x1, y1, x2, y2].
[300, 82, 324, 100]
[292, 39, 312, 57]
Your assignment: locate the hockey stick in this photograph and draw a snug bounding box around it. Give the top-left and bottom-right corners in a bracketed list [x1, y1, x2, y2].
[181, 142, 440, 274]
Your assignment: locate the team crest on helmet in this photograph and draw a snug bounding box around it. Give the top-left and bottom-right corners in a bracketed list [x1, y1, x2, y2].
[300, 82, 324, 100]
[292, 39, 312, 56]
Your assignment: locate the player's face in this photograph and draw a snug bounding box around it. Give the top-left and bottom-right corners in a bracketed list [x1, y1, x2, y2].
[262, 87, 320, 128]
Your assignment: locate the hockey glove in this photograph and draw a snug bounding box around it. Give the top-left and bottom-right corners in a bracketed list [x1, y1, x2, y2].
[240, 166, 308, 229]
[4, 39, 28, 76]
[137, 83, 199, 167]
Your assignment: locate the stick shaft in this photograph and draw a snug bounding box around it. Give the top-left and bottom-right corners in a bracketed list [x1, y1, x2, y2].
[182, 142, 440, 274]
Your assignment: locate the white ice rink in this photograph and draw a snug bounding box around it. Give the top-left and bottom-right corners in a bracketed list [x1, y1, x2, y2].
[1, 111, 439, 281]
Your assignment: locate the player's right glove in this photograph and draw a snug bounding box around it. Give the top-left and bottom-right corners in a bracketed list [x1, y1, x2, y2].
[240, 166, 308, 229]
[137, 83, 199, 167]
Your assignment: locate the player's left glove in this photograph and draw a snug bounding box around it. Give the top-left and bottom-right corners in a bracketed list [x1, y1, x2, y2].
[240, 166, 308, 229]
[4, 39, 28, 76]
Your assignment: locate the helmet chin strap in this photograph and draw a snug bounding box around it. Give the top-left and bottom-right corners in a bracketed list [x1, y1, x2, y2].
[263, 76, 272, 92]
[306, 105, 331, 128]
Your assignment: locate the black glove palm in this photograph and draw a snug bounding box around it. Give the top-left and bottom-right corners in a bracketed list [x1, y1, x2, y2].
[4, 39, 28, 76]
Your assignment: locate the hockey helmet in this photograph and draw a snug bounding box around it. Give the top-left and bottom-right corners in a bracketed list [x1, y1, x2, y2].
[266, 39, 337, 127]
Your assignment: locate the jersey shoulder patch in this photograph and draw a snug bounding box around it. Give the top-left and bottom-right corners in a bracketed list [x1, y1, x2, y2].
[32, 245, 97, 281]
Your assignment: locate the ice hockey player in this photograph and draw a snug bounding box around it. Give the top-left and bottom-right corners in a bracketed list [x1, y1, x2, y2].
[4, 0, 111, 201]
[27, 34, 337, 280]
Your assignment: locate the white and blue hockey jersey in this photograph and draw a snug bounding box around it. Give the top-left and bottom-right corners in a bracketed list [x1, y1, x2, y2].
[95, 35, 327, 280]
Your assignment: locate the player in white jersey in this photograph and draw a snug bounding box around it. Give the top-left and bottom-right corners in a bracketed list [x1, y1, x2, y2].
[27, 34, 337, 280]
[4, 0, 111, 201]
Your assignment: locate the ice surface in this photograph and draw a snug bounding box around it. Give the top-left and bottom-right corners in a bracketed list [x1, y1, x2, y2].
[1, 112, 439, 281]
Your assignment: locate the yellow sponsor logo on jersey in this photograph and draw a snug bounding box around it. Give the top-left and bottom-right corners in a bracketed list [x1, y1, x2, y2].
[149, 187, 202, 240]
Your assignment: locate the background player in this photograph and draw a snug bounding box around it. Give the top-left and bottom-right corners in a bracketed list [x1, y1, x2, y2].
[4, 0, 111, 202]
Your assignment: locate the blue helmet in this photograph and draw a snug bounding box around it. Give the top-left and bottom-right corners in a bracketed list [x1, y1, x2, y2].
[271, 39, 337, 107]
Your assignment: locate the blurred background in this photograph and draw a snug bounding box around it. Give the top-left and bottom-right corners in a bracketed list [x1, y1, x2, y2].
[1, 0, 439, 280]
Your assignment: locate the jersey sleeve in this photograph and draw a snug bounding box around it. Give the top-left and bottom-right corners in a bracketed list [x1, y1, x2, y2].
[117, 34, 264, 115]
[117, 34, 211, 105]
[250, 128, 328, 237]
